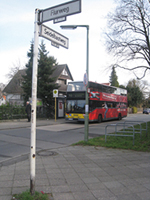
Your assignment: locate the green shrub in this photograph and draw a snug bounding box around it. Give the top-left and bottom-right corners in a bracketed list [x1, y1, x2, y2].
[132, 107, 137, 113]
[0, 103, 26, 120]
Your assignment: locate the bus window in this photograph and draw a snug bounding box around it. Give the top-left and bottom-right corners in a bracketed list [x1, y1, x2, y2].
[112, 102, 117, 108]
[66, 100, 85, 113]
[120, 103, 127, 108]
[102, 85, 107, 93]
[107, 102, 113, 108]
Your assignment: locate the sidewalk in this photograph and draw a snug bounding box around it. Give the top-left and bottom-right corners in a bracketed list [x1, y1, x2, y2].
[0, 118, 66, 130]
[0, 146, 150, 200]
[0, 119, 150, 200]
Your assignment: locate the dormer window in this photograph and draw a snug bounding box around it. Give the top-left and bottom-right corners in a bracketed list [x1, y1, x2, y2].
[62, 69, 68, 76]
[56, 79, 66, 84]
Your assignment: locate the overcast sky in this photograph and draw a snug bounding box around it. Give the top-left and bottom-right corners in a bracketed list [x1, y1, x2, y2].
[0, 0, 149, 86]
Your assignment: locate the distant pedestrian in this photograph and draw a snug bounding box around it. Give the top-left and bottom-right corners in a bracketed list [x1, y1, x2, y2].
[26, 101, 31, 122]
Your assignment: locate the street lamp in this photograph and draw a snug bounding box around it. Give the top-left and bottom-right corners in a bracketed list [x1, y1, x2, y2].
[60, 25, 89, 142]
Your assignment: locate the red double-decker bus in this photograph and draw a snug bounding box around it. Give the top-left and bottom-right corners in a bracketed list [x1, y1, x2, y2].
[65, 81, 127, 122]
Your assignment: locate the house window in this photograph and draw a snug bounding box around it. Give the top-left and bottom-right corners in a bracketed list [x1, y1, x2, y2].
[62, 69, 68, 76]
[56, 79, 66, 84]
[18, 79, 22, 86]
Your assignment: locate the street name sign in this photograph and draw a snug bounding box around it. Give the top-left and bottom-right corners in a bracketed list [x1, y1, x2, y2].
[39, 24, 69, 49]
[39, 0, 81, 23]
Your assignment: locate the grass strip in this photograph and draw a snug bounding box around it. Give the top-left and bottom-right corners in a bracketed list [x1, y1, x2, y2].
[73, 122, 150, 152]
[12, 190, 52, 200]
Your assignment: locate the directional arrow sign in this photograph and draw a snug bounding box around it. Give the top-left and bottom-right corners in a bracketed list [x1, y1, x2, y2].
[39, 24, 69, 49]
[39, 0, 81, 23]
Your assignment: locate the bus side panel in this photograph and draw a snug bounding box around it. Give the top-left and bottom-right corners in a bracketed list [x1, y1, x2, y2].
[107, 108, 118, 119]
[118, 108, 127, 117]
[89, 108, 105, 121]
[105, 108, 127, 119]
[89, 108, 125, 121]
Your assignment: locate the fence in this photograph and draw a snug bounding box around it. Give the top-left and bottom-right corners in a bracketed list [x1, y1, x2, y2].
[105, 121, 148, 145]
[121, 121, 148, 136]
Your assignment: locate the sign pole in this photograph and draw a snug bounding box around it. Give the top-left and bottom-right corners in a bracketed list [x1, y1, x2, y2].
[55, 97, 56, 121]
[53, 89, 58, 121]
[30, 8, 39, 195]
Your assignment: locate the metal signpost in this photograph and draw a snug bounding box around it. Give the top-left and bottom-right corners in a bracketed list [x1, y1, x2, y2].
[30, 8, 39, 195]
[30, 0, 81, 195]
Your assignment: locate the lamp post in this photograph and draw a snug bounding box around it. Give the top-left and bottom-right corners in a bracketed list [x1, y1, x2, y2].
[60, 25, 89, 142]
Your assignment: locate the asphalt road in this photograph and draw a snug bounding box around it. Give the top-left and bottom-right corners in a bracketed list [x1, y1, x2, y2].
[0, 113, 149, 165]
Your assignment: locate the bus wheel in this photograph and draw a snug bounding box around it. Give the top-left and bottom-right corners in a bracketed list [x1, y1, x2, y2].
[98, 115, 102, 123]
[118, 113, 122, 120]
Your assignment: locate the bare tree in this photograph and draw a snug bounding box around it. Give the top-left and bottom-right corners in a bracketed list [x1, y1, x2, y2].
[105, 0, 150, 79]
[6, 59, 24, 81]
[137, 79, 150, 98]
[0, 83, 5, 91]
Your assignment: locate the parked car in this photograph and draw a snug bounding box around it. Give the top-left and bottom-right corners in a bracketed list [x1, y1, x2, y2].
[143, 108, 150, 114]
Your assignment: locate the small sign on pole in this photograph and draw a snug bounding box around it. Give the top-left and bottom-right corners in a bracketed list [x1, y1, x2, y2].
[53, 89, 58, 97]
[53, 17, 66, 24]
[83, 73, 88, 86]
[51, 42, 59, 48]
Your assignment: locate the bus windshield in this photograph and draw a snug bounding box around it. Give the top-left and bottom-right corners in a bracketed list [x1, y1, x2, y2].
[66, 100, 85, 113]
[67, 82, 86, 92]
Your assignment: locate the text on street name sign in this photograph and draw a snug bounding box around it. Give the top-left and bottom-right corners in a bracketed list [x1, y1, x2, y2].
[39, 0, 81, 23]
[39, 24, 69, 49]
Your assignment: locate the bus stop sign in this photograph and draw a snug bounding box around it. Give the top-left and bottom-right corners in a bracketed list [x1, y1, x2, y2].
[53, 89, 58, 97]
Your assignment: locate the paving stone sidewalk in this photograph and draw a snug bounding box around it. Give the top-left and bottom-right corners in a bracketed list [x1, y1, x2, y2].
[0, 118, 66, 130]
[0, 146, 150, 200]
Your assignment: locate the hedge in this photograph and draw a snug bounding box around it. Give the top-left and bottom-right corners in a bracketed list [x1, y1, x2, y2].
[0, 103, 26, 120]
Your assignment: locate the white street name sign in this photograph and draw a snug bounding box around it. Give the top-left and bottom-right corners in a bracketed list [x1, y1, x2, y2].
[39, 0, 81, 23]
[39, 24, 69, 49]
